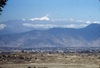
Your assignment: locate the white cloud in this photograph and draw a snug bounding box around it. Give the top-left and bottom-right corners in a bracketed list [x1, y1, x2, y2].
[51, 18, 67, 22]
[30, 16, 50, 21]
[22, 19, 26, 21]
[63, 24, 87, 28]
[0, 24, 6, 30]
[23, 23, 87, 29]
[86, 20, 100, 24]
[23, 17, 100, 29]
[70, 18, 74, 21]
[86, 21, 91, 24]
[52, 18, 73, 22]
[23, 23, 55, 29]
[93, 21, 100, 24]
[77, 20, 84, 23]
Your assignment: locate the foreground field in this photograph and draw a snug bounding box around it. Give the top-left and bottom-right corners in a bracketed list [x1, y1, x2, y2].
[0, 63, 99, 68]
[0, 52, 100, 68]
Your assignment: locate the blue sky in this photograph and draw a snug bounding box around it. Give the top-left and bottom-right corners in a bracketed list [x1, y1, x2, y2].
[0, 0, 100, 22]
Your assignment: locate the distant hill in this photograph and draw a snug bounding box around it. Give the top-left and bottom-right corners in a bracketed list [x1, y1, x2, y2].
[0, 23, 100, 48]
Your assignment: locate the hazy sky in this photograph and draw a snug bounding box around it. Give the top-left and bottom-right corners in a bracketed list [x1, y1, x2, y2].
[0, 0, 100, 22]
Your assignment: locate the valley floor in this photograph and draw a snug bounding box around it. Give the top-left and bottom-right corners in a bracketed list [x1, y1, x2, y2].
[0, 63, 99, 68]
[0, 52, 100, 68]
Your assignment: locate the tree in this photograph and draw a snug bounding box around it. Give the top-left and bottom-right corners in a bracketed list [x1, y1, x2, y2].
[0, 0, 8, 14]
